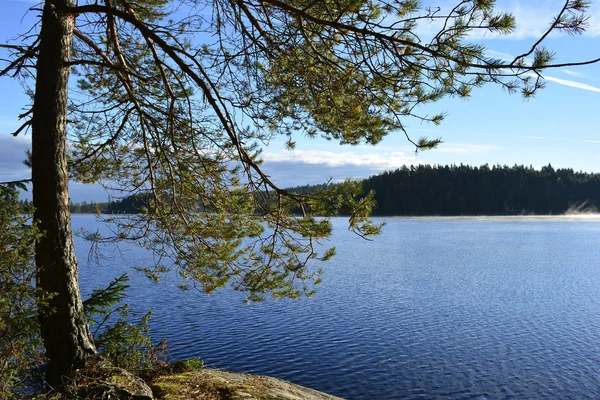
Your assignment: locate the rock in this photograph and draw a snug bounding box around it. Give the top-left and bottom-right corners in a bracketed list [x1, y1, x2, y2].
[150, 368, 344, 400]
[108, 368, 154, 400]
[76, 366, 154, 400]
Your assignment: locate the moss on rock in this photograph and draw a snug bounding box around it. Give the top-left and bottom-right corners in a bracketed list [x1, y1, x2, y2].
[149, 369, 343, 400]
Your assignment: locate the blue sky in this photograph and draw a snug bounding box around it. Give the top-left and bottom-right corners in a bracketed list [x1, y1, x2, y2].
[1, 0, 599, 202]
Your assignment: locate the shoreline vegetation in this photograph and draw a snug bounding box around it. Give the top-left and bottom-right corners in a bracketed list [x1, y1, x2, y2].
[62, 163, 600, 216]
[59, 360, 343, 400]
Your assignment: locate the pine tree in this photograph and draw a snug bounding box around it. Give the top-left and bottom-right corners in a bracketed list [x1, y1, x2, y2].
[1, 0, 598, 386]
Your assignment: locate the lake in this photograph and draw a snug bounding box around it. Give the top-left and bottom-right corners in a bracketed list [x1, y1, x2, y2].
[75, 215, 600, 399]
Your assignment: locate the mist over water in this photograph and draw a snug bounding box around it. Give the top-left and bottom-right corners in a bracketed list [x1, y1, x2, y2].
[564, 201, 600, 216]
[408, 214, 600, 221]
[76, 215, 600, 399]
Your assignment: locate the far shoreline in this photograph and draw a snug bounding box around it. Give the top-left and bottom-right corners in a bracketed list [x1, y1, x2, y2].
[70, 212, 600, 219]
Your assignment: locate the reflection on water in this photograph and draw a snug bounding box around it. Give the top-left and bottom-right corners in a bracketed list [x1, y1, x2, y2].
[76, 215, 600, 399]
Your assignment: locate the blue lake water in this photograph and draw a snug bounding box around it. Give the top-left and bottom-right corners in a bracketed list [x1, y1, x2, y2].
[75, 215, 600, 399]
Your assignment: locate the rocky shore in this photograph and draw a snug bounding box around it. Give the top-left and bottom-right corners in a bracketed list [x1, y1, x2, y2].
[150, 368, 344, 400]
[74, 362, 344, 400]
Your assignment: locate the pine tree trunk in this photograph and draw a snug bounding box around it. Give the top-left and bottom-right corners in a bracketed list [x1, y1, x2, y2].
[32, 0, 97, 387]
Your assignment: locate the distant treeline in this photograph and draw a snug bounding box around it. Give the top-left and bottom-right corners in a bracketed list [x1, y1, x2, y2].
[362, 164, 600, 216]
[70, 200, 107, 214]
[62, 192, 152, 214]
[19, 199, 109, 214]
[64, 164, 600, 216]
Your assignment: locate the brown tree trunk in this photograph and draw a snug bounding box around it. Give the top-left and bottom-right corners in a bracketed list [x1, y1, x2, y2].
[32, 0, 97, 387]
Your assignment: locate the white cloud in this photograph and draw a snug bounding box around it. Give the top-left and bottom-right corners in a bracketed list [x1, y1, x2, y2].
[0, 132, 31, 182]
[484, 50, 519, 63]
[485, 51, 597, 93]
[260, 150, 423, 187]
[262, 149, 418, 170]
[263, 144, 498, 170]
[539, 74, 600, 93]
[261, 161, 373, 187]
[583, 140, 600, 143]
[562, 69, 587, 79]
[247, 144, 501, 187]
[523, 72, 600, 93]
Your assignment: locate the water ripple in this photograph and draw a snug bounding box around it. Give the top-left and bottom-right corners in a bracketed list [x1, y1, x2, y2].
[75, 216, 600, 399]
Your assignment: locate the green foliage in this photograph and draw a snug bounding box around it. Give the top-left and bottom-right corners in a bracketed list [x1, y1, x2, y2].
[286, 164, 600, 216]
[69, 200, 107, 214]
[0, 187, 165, 395]
[69, 193, 152, 214]
[94, 307, 168, 372]
[3, 0, 596, 306]
[0, 186, 44, 398]
[0, 220, 166, 395]
[83, 273, 130, 321]
[103, 193, 154, 214]
[164, 358, 204, 374]
[0, 0, 597, 392]
[83, 274, 168, 372]
[62, 0, 592, 302]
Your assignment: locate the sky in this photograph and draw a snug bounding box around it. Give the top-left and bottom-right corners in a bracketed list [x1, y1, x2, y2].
[1, 0, 600, 202]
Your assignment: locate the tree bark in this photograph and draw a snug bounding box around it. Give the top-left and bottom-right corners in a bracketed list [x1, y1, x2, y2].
[32, 0, 97, 387]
